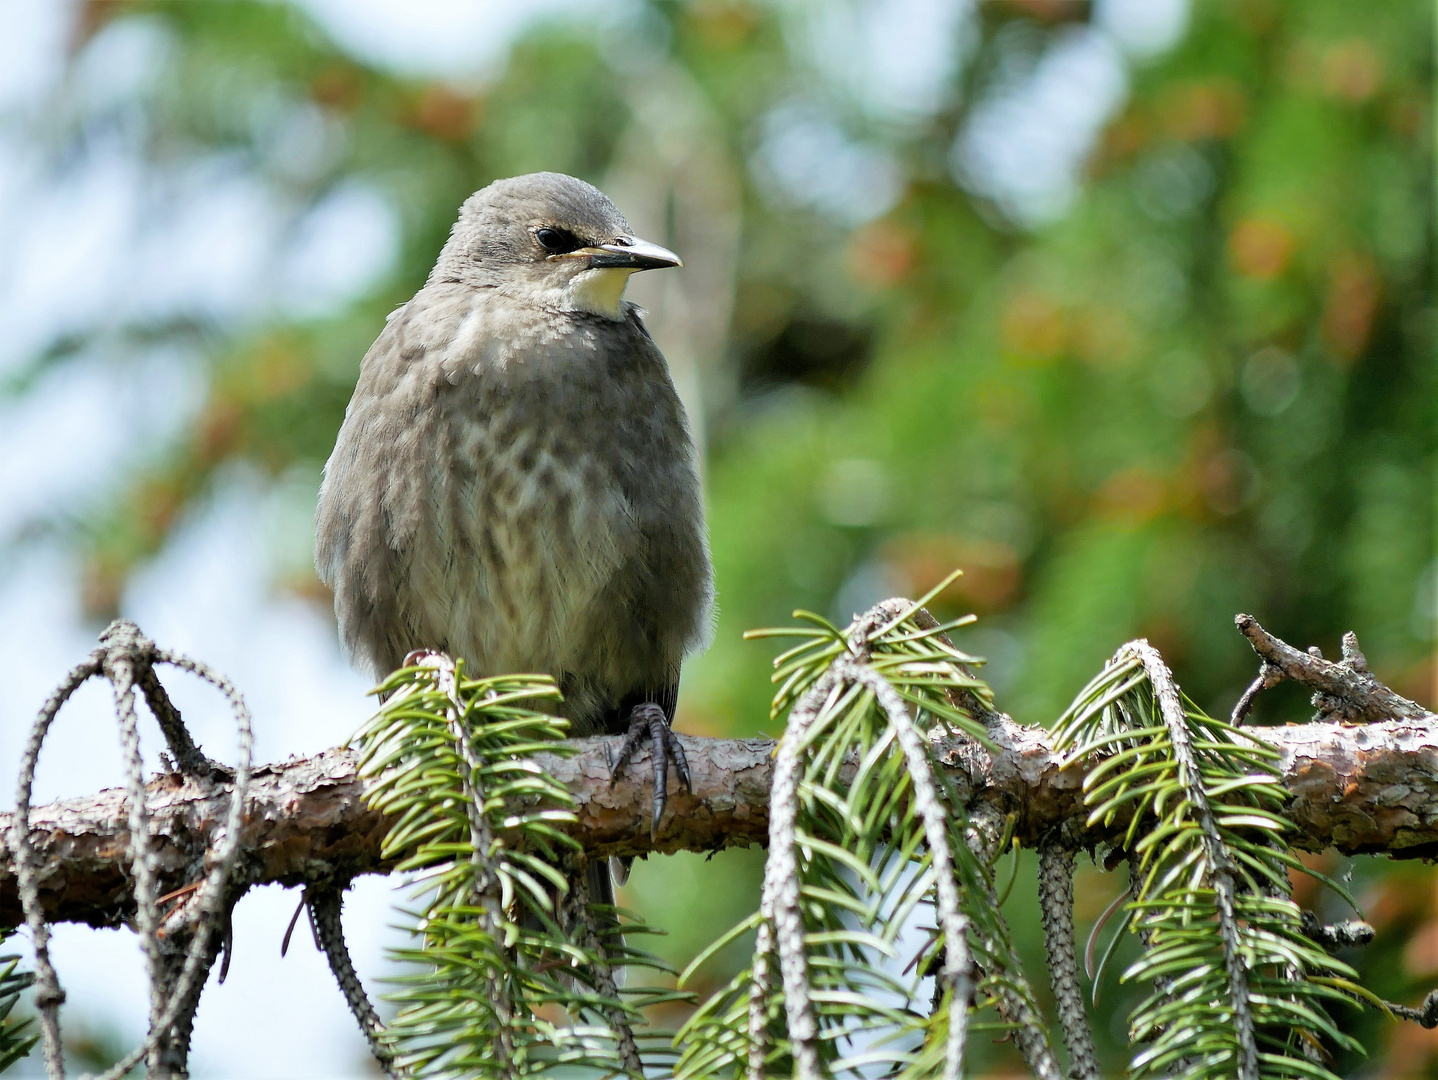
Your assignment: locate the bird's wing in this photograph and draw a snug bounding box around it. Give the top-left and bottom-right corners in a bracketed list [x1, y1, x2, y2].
[315, 284, 484, 675]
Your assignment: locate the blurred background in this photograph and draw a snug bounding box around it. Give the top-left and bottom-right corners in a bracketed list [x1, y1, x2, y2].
[0, 0, 1431, 1075]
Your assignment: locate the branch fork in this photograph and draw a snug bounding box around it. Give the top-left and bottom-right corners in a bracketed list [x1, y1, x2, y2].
[1236, 614, 1431, 723]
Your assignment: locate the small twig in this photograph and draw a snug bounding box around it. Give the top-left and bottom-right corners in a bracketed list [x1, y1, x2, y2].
[102, 621, 222, 780]
[10, 623, 243, 1078]
[280, 893, 307, 958]
[102, 638, 169, 1073]
[11, 649, 103, 1079]
[896, 604, 999, 725]
[1299, 911, 1374, 953]
[1038, 834, 1099, 1080]
[842, 600, 1058, 1080]
[1385, 989, 1438, 1028]
[308, 885, 393, 1075]
[753, 670, 834, 1080]
[217, 909, 234, 985]
[155, 883, 202, 906]
[840, 659, 984, 1080]
[744, 917, 777, 1080]
[1231, 662, 1283, 726]
[135, 660, 216, 780]
[75, 626, 252, 1080]
[146, 932, 225, 1078]
[565, 860, 641, 1077]
[1236, 615, 1431, 723]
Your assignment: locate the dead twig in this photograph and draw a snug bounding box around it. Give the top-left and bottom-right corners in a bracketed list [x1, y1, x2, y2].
[1235, 614, 1431, 723]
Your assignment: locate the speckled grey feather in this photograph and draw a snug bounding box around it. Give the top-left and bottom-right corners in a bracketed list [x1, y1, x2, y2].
[315, 173, 714, 737]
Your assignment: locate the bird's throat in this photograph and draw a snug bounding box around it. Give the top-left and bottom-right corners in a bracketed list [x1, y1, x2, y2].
[568, 267, 638, 320]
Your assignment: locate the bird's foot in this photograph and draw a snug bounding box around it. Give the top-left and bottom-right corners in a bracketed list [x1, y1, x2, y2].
[609, 702, 690, 837]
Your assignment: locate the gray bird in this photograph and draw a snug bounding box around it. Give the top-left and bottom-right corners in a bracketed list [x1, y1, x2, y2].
[316, 172, 714, 904]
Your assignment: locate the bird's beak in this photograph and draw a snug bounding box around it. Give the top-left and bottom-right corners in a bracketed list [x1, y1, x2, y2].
[567, 237, 682, 271]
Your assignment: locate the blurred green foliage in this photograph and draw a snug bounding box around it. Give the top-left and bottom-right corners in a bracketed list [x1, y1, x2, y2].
[14, 0, 1433, 1074]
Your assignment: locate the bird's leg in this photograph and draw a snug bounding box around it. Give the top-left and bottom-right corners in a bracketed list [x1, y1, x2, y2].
[609, 702, 691, 836]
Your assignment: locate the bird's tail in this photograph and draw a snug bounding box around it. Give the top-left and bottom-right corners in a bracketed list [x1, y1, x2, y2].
[522, 861, 621, 937]
[587, 858, 626, 939]
[586, 859, 632, 988]
[587, 858, 617, 916]
[609, 855, 633, 887]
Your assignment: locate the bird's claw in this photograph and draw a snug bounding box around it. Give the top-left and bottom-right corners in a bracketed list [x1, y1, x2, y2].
[609, 702, 690, 836]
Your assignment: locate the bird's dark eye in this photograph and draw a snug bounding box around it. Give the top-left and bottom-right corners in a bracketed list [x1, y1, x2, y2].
[535, 227, 579, 254]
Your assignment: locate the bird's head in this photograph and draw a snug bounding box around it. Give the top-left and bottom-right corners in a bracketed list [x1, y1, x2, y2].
[430, 172, 682, 320]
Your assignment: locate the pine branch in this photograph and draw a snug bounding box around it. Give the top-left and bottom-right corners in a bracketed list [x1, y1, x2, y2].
[677, 593, 1059, 1080]
[356, 656, 660, 1079]
[1128, 642, 1259, 1080]
[8, 705, 1438, 931]
[7, 620, 252, 1080]
[1, 615, 1432, 1080]
[1052, 641, 1368, 1080]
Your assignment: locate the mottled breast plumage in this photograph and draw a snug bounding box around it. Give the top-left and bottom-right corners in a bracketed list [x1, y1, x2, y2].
[315, 283, 713, 733]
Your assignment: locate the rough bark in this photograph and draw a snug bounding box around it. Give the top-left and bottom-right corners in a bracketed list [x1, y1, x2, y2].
[5, 708, 1438, 931]
[1236, 613, 1430, 722]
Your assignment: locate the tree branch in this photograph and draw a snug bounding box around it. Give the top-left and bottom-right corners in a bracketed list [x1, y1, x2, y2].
[1236, 613, 1429, 721]
[5, 706, 1438, 931]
